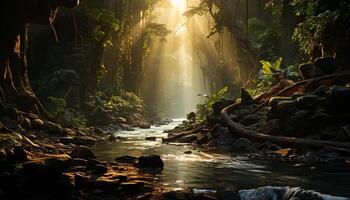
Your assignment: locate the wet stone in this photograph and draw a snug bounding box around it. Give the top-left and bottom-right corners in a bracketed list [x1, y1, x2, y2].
[138, 155, 164, 169]
[70, 146, 96, 160]
[120, 181, 145, 195]
[115, 155, 138, 164]
[93, 164, 108, 174]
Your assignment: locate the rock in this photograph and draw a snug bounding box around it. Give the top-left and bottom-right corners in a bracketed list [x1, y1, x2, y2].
[0, 116, 16, 130]
[0, 134, 21, 149]
[21, 117, 31, 129]
[231, 138, 253, 150]
[145, 137, 157, 141]
[0, 149, 6, 163]
[108, 134, 117, 142]
[184, 151, 192, 154]
[158, 189, 192, 200]
[88, 107, 114, 126]
[116, 155, 138, 164]
[94, 164, 108, 174]
[44, 121, 67, 136]
[72, 158, 88, 166]
[139, 122, 151, 129]
[21, 154, 72, 179]
[93, 128, 106, 135]
[121, 181, 145, 195]
[216, 187, 241, 200]
[177, 134, 197, 143]
[212, 99, 235, 115]
[92, 176, 120, 192]
[314, 57, 338, 75]
[31, 119, 44, 130]
[256, 119, 280, 134]
[87, 158, 106, 169]
[70, 146, 96, 159]
[240, 88, 254, 105]
[8, 146, 27, 163]
[120, 124, 134, 131]
[73, 136, 97, 146]
[327, 86, 350, 114]
[117, 117, 128, 124]
[74, 172, 90, 189]
[59, 137, 74, 145]
[239, 114, 265, 126]
[44, 154, 73, 172]
[296, 95, 327, 109]
[298, 63, 314, 79]
[138, 155, 164, 168]
[268, 97, 292, 108]
[55, 173, 75, 195]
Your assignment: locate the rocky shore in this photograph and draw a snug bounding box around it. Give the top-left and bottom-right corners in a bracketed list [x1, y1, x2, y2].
[163, 58, 350, 173]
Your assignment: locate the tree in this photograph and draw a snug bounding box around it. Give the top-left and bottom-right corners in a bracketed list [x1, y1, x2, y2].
[0, 0, 79, 116]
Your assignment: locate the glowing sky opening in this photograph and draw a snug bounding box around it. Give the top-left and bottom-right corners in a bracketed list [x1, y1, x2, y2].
[169, 0, 187, 11]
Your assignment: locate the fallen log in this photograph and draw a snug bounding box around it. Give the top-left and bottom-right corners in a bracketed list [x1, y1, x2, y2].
[221, 102, 350, 149]
[251, 70, 350, 114]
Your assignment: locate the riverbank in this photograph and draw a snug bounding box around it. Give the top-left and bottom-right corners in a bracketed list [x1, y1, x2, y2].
[91, 121, 350, 199]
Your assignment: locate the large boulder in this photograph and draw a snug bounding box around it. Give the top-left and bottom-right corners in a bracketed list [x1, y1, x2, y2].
[31, 118, 44, 130]
[69, 146, 96, 160]
[20, 154, 72, 180]
[8, 146, 27, 163]
[138, 155, 164, 168]
[139, 122, 151, 129]
[44, 121, 67, 136]
[231, 138, 253, 151]
[314, 57, 338, 75]
[212, 99, 235, 115]
[73, 136, 97, 146]
[240, 88, 254, 105]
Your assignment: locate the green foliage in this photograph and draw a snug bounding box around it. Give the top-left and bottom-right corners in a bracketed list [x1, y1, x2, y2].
[77, 8, 119, 47]
[46, 96, 67, 115]
[253, 57, 283, 89]
[248, 18, 281, 61]
[71, 112, 87, 128]
[250, 57, 300, 95]
[261, 57, 282, 76]
[292, 0, 350, 57]
[196, 86, 228, 121]
[104, 92, 144, 117]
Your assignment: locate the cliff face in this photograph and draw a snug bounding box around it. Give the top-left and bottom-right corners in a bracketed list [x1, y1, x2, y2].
[0, 0, 79, 114]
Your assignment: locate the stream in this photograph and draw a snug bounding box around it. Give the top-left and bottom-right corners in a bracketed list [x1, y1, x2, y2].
[92, 119, 350, 199]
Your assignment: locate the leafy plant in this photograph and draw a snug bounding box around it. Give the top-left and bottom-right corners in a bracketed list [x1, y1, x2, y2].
[248, 17, 281, 61]
[250, 57, 283, 94]
[104, 92, 144, 117]
[46, 96, 67, 116]
[196, 86, 228, 121]
[77, 8, 119, 47]
[292, 0, 350, 58]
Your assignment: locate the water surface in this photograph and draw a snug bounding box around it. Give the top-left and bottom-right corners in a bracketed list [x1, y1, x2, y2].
[92, 119, 350, 197]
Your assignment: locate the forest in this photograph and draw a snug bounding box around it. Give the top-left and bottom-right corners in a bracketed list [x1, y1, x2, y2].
[0, 0, 350, 199]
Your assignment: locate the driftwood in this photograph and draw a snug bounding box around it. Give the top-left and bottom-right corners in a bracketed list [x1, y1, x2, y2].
[221, 70, 350, 149]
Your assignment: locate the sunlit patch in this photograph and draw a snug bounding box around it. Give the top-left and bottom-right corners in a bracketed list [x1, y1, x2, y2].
[175, 23, 187, 36]
[169, 0, 186, 10]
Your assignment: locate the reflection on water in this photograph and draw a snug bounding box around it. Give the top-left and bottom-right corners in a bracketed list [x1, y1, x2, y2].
[92, 119, 350, 197]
